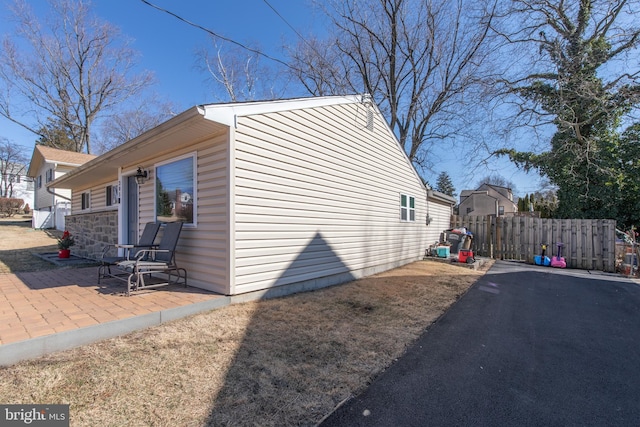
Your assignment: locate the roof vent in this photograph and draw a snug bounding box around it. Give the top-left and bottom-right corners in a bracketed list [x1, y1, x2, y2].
[366, 109, 374, 131]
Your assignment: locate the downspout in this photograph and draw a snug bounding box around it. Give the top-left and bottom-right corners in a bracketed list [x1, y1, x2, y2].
[46, 185, 71, 202]
[45, 162, 72, 202]
[44, 185, 71, 230]
[426, 189, 433, 226]
[46, 161, 72, 229]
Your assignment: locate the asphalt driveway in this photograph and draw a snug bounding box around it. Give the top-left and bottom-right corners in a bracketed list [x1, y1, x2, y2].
[320, 261, 640, 426]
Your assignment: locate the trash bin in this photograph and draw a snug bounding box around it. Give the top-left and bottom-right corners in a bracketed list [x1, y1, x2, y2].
[444, 231, 466, 254]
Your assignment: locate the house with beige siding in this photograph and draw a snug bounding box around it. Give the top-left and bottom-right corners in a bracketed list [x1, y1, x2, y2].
[458, 183, 518, 217]
[26, 145, 96, 229]
[49, 95, 450, 296]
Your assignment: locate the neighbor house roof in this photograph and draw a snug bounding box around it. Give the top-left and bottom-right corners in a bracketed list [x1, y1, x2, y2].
[27, 145, 97, 178]
[428, 189, 457, 205]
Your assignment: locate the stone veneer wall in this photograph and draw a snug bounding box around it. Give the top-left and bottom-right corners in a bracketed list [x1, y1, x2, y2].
[64, 211, 118, 260]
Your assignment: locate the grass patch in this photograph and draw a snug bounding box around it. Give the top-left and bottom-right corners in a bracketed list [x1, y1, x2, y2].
[0, 221, 61, 273]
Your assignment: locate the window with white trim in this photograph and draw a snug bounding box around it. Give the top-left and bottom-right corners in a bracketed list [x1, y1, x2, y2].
[45, 168, 53, 183]
[400, 194, 415, 222]
[37, 175, 42, 188]
[155, 153, 196, 225]
[81, 192, 90, 210]
[106, 185, 119, 206]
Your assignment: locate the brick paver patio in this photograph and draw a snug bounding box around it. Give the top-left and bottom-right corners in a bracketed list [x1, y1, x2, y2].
[0, 266, 224, 346]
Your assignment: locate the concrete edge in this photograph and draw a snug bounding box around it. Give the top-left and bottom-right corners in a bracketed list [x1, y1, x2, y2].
[0, 296, 231, 367]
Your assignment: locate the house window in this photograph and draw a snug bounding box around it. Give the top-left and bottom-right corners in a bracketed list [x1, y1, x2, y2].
[45, 168, 53, 183]
[106, 185, 119, 206]
[155, 154, 196, 225]
[37, 175, 42, 189]
[498, 205, 504, 216]
[466, 207, 473, 214]
[400, 194, 415, 222]
[81, 192, 90, 210]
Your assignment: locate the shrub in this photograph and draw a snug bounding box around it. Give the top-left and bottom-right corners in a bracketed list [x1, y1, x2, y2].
[0, 198, 24, 217]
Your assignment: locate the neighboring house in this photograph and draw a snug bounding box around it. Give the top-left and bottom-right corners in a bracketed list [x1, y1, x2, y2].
[26, 145, 96, 229]
[1, 163, 34, 210]
[50, 95, 451, 296]
[458, 183, 518, 217]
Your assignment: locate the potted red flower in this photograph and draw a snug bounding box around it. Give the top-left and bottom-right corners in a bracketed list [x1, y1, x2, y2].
[57, 230, 75, 258]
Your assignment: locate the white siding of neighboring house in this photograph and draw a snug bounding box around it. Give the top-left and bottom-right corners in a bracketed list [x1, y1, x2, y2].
[35, 163, 73, 210]
[6, 174, 34, 209]
[135, 132, 231, 294]
[231, 103, 427, 295]
[34, 164, 53, 210]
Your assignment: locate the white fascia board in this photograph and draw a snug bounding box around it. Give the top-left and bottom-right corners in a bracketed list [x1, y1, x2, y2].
[201, 95, 363, 126]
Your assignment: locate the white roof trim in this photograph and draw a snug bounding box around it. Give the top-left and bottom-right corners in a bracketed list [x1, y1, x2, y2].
[201, 95, 363, 126]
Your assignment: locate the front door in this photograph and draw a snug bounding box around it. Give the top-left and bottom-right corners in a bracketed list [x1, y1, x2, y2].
[127, 176, 138, 244]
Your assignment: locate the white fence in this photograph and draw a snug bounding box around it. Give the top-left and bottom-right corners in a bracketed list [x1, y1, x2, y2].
[32, 202, 70, 230]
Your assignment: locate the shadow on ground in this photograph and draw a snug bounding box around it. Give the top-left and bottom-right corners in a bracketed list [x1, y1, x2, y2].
[202, 236, 479, 426]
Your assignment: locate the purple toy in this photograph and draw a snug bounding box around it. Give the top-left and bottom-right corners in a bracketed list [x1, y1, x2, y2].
[550, 242, 566, 268]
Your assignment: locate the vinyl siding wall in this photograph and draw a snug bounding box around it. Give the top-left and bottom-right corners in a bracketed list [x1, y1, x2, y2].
[232, 103, 427, 294]
[34, 163, 53, 209]
[135, 132, 230, 294]
[427, 199, 453, 245]
[70, 182, 119, 212]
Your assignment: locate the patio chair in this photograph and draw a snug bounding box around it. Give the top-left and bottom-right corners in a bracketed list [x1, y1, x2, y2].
[97, 222, 161, 283]
[115, 221, 187, 296]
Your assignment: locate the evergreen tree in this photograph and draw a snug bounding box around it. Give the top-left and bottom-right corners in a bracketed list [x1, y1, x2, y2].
[435, 172, 456, 197]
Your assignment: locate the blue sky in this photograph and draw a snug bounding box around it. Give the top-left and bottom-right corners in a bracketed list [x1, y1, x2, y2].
[0, 0, 544, 197]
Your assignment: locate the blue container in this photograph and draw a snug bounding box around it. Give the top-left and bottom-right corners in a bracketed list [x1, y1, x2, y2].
[436, 246, 450, 258]
[534, 255, 551, 266]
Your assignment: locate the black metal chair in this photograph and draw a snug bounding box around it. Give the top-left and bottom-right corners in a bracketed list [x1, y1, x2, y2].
[97, 222, 161, 283]
[115, 222, 187, 296]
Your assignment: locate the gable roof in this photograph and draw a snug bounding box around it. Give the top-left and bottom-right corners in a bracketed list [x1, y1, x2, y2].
[49, 94, 421, 191]
[201, 95, 365, 126]
[27, 145, 97, 178]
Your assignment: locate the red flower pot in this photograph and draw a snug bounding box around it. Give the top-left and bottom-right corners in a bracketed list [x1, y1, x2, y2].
[58, 249, 71, 259]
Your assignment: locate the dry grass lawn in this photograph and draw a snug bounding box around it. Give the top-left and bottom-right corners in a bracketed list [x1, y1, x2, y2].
[0, 217, 62, 273]
[0, 219, 494, 426]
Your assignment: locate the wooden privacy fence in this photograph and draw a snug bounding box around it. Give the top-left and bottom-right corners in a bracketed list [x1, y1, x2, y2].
[451, 215, 617, 272]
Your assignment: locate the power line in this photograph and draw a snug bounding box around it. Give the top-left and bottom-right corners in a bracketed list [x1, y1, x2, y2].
[139, 0, 292, 69]
[262, 0, 309, 48]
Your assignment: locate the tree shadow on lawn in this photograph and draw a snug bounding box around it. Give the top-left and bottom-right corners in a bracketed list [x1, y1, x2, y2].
[0, 245, 62, 273]
[203, 235, 478, 426]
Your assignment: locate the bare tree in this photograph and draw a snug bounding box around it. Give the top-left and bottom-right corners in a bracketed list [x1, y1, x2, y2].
[0, 0, 154, 154]
[197, 40, 289, 102]
[474, 173, 517, 192]
[0, 138, 28, 198]
[95, 99, 179, 154]
[289, 0, 498, 171]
